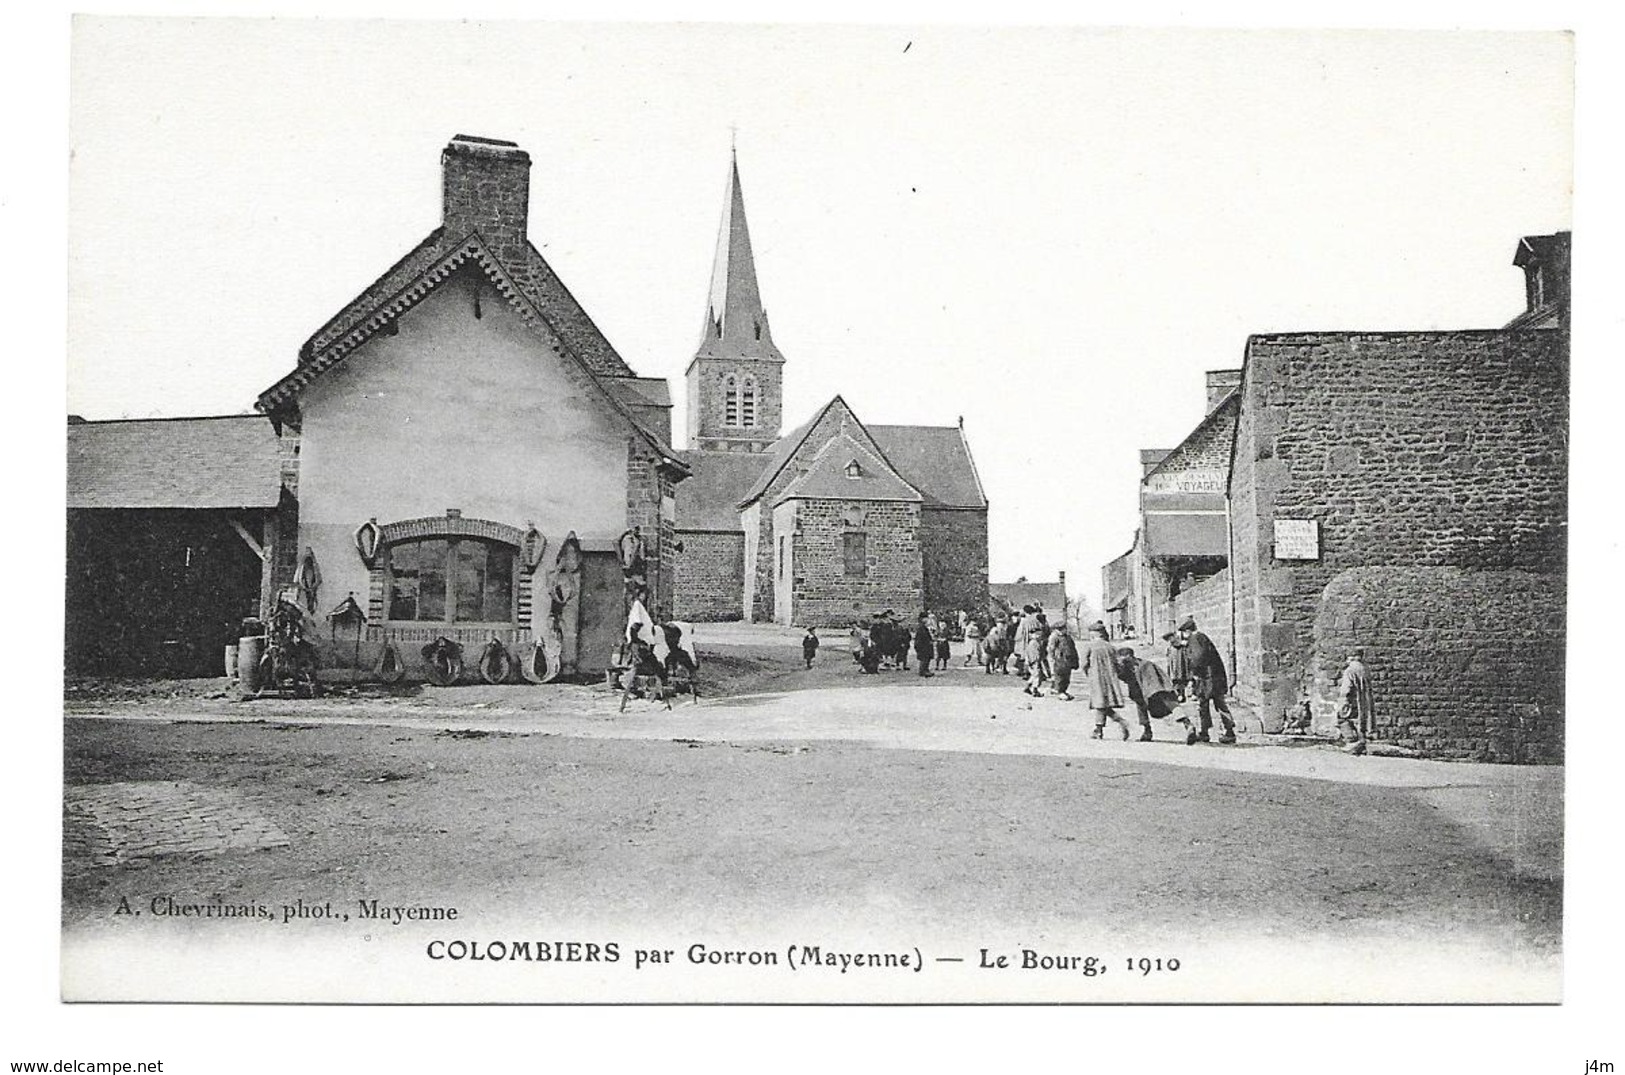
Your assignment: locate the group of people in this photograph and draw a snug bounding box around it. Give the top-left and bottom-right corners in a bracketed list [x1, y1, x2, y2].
[816, 604, 1375, 754]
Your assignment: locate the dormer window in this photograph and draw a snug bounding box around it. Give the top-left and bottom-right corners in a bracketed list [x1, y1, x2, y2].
[845, 460, 864, 479]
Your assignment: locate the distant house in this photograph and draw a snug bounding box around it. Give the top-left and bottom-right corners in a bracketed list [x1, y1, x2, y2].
[988, 575, 1067, 620]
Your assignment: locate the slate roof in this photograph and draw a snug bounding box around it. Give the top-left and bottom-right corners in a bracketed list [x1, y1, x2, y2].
[989, 581, 1067, 612]
[257, 236, 688, 473]
[300, 230, 634, 380]
[674, 450, 769, 530]
[67, 415, 283, 509]
[775, 432, 920, 504]
[736, 397, 852, 507]
[1142, 392, 1238, 486]
[867, 425, 987, 509]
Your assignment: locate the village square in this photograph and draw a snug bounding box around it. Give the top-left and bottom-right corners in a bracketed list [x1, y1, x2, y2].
[55, 22, 1574, 1011]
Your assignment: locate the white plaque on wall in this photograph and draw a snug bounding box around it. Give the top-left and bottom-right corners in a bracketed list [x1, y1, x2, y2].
[1274, 518, 1320, 560]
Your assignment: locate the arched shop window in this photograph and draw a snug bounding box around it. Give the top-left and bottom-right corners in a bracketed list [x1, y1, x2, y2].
[387, 537, 516, 624]
[723, 374, 740, 426]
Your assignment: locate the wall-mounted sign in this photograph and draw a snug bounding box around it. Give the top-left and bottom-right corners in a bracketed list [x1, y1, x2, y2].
[1145, 470, 1225, 495]
[1273, 519, 1321, 561]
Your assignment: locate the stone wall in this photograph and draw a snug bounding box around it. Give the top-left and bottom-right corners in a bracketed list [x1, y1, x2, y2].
[1229, 329, 1568, 736]
[685, 359, 782, 453]
[918, 507, 989, 614]
[785, 498, 922, 627]
[1310, 567, 1564, 762]
[744, 402, 872, 621]
[673, 530, 745, 621]
[1170, 569, 1232, 674]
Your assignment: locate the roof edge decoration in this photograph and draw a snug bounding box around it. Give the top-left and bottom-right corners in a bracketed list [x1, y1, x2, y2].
[257, 233, 687, 475]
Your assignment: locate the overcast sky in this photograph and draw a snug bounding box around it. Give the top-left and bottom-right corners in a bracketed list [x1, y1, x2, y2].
[66, 19, 1572, 607]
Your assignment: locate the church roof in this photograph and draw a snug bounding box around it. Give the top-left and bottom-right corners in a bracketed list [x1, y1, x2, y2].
[673, 450, 768, 531]
[68, 414, 283, 509]
[867, 424, 988, 509]
[775, 432, 921, 505]
[689, 152, 785, 368]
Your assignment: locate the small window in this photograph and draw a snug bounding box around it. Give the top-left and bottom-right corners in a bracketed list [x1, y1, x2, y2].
[778, 536, 785, 579]
[845, 460, 863, 479]
[843, 532, 867, 577]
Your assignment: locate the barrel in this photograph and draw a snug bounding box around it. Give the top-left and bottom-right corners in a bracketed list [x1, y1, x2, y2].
[238, 635, 264, 693]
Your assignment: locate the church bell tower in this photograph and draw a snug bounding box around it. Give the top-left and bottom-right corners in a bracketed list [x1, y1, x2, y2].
[685, 151, 785, 452]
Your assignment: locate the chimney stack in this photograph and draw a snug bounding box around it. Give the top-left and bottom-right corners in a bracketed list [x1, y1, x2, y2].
[1205, 369, 1242, 413]
[441, 135, 531, 264]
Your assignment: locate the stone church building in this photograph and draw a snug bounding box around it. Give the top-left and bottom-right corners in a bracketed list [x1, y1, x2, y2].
[671, 156, 989, 626]
[65, 134, 987, 677]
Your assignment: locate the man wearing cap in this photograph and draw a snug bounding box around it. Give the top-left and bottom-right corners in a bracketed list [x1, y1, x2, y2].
[1079, 622, 1134, 740]
[1047, 622, 1079, 701]
[1115, 646, 1157, 742]
[1178, 616, 1236, 745]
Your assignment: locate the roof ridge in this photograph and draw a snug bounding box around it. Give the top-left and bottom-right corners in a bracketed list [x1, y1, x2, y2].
[258, 235, 685, 472]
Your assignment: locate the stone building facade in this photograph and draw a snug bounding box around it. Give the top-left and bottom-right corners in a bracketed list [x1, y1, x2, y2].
[1229, 318, 1568, 759]
[1099, 231, 1569, 762]
[673, 155, 989, 625]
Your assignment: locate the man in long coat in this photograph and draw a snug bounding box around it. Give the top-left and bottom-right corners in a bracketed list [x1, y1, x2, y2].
[1047, 623, 1079, 701]
[1162, 631, 1190, 701]
[1079, 622, 1133, 740]
[1019, 605, 1047, 696]
[913, 613, 935, 677]
[1336, 651, 1374, 755]
[1178, 616, 1236, 745]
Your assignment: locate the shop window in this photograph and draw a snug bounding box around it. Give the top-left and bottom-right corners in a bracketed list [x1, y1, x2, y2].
[387, 537, 515, 624]
[843, 532, 867, 577]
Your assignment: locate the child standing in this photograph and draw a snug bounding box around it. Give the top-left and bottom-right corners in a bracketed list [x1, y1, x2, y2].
[802, 627, 819, 669]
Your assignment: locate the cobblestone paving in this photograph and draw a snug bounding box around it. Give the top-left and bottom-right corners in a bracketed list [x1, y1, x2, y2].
[63, 781, 290, 874]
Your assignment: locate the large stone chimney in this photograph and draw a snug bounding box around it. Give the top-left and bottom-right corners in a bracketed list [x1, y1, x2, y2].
[441, 135, 531, 265]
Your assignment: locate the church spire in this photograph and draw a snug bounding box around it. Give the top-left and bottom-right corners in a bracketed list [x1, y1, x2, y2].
[695, 150, 784, 364]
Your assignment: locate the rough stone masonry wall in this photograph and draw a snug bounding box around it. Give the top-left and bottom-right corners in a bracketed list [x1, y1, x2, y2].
[1231, 329, 1568, 743]
[687, 360, 782, 451]
[673, 530, 746, 621]
[746, 405, 861, 621]
[1311, 567, 1564, 762]
[918, 507, 989, 614]
[1169, 569, 1232, 673]
[789, 498, 922, 627]
[624, 443, 677, 622]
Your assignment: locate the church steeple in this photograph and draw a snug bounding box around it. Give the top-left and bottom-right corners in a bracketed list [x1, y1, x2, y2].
[694, 151, 784, 364]
[686, 149, 785, 452]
